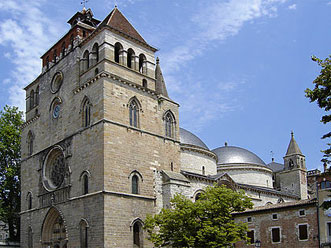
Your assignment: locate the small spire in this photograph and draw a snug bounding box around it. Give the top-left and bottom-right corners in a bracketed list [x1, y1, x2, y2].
[155, 58, 169, 97]
[286, 131, 302, 156]
[115, 4, 118, 8]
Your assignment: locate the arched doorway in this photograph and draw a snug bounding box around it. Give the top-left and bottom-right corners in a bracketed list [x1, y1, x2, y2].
[41, 207, 68, 248]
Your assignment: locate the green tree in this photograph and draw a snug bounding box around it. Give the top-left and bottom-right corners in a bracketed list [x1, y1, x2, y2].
[0, 105, 23, 241]
[305, 55, 331, 164]
[144, 184, 253, 248]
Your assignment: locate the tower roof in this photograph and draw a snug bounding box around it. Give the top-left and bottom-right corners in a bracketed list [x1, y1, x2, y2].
[98, 7, 148, 45]
[155, 58, 169, 97]
[285, 131, 302, 156]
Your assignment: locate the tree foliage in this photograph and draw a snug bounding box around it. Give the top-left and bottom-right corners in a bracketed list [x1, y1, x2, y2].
[144, 185, 253, 248]
[0, 105, 23, 241]
[305, 55, 331, 163]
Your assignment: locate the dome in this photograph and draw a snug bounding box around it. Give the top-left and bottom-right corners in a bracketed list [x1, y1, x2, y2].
[179, 128, 209, 150]
[212, 145, 265, 166]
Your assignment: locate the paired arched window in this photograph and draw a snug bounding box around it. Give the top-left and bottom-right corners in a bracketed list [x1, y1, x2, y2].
[28, 131, 34, 156]
[28, 227, 33, 248]
[164, 111, 175, 138]
[127, 48, 135, 69]
[82, 98, 91, 127]
[91, 43, 99, 66]
[83, 50, 89, 71]
[138, 54, 146, 73]
[27, 192, 32, 210]
[80, 171, 91, 195]
[132, 175, 139, 194]
[30, 90, 35, 110]
[133, 221, 143, 247]
[114, 42, 123, 63]
[129, 98, 140, 128]
[80, 219, 89, 248]
[83, 174, 89, 195]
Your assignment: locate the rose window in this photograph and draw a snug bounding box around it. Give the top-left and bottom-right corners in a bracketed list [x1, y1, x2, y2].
[43, 147, 66, 191]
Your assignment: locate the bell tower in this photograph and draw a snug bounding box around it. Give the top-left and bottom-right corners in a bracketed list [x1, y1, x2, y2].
[278, 132, 308, 199]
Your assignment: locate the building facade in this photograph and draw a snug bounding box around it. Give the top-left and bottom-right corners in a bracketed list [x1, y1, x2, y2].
[20, 7, 313, 248]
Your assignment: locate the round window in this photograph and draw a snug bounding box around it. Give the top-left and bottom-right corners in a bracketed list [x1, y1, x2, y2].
[51, 72, 63, 93]
[42, 147, 65, 191]
[53, 104, 60, 118]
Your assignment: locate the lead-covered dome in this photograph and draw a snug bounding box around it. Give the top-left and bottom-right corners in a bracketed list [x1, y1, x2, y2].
[180, 128, 209, 150]
[212, 145, 265, 166]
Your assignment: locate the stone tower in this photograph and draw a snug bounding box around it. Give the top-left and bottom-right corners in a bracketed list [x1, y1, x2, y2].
[278, 132, 308, 199]
[20, 7, 180, 248]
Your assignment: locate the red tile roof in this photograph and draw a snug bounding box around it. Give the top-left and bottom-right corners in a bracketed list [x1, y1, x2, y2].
[99, 7, 147, 45]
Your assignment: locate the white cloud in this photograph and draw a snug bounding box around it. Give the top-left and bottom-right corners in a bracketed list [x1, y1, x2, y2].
[288, 4, 297, 10]
[0, 0, 62, 111]
[160, 0, 288, 130]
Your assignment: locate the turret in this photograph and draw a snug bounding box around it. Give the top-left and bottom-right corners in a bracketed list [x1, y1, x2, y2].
[278, 132, 308, 199]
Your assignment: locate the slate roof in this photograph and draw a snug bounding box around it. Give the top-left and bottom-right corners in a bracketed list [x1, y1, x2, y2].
[155, 58, 169, 97]
[98, 7, 148, 46]
[266, 161, 284, 172]
[180, 128, 209, 150]
[238, 183, 300, 199]
[212, 145, 265, 166]
[286, 131, 303, 156]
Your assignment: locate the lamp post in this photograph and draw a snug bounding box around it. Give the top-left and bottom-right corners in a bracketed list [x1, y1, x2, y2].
[255, 240, 261, 247]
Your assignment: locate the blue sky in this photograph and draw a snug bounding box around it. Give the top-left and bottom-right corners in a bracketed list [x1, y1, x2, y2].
[0, 0, 330, 170]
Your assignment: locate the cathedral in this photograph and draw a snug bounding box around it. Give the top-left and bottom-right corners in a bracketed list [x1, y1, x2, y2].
[20, 7, 310, 247]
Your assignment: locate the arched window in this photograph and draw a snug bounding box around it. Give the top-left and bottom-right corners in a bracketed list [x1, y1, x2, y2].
[53, 49, 57, 63]
[132, 175, 139, 194]
[35, 86, 39, 106]
[91, 43, 99, 66]
[83, 50, 89, 71]
[195, 193, 201, 201]
[83, 174, 88, 195]
[127, 48, 135, 69]
[114, 42, 123, 63]
[70, 34, 74, 50]
[27, 192, 32, 210]
[289, 159, 294, 169]
[164, 111, 175, 138]
[61, 42, 66, 57]
[30, 90, 35, 110]
[202, 166, 205, 175]
[28, 131, 34, 156]
[133, 222, 143, 247]
[129, 99, 139, 128]
[80, 219, 88, 248]
[28, 227, 33, 248]
[139, 54, 146, 73]
[170, 162, 174, 171]
[82, 98, 91, 127]
[142, 79, 147, 88]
